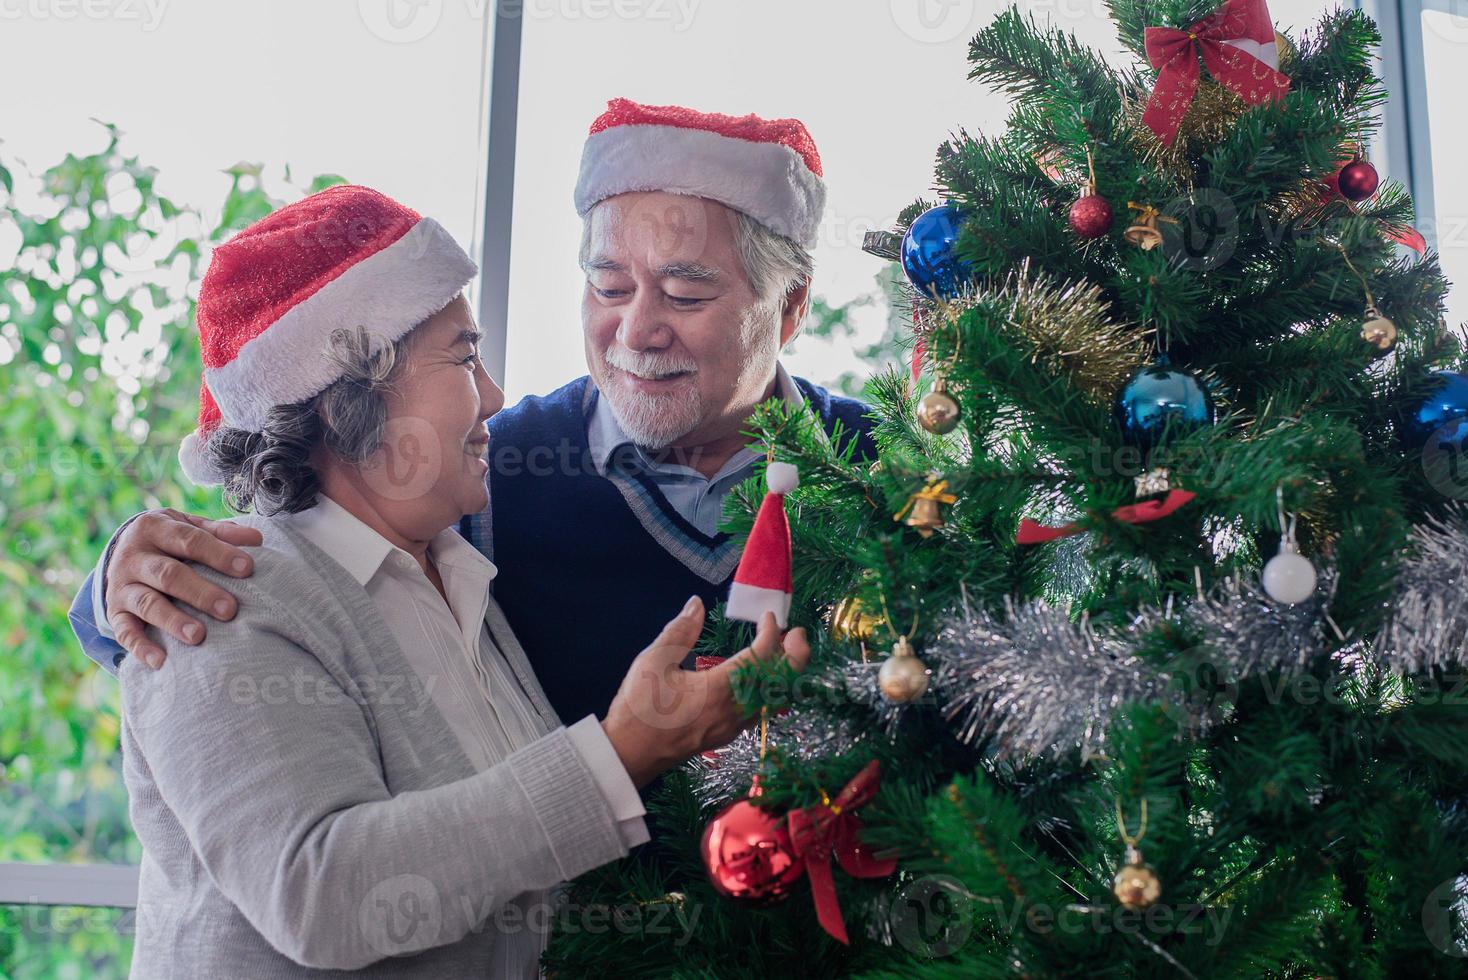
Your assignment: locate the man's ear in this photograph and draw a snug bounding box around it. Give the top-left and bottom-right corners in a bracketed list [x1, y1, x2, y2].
[778, 279, 813, 348]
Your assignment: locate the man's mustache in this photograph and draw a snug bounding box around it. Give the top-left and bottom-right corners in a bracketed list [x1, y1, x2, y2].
[602, 348, 698, 379]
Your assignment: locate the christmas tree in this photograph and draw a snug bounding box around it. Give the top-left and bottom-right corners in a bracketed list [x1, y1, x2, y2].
[546, 2, 1468, 975]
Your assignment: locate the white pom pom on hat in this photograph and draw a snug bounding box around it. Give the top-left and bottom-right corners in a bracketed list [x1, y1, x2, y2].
[765, 461, 799, 495]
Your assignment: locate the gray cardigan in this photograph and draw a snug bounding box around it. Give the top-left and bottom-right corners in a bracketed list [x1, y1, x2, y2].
[119, 516, 631, 977]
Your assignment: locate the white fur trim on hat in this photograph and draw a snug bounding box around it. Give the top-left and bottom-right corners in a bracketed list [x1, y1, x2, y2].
[204, 216, 477, 432]
[178, 429, 230, 487]
[725, 583, 792, 629]
[574, 124, 826, 247]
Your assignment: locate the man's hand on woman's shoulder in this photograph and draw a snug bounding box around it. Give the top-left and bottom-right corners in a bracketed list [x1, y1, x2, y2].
[105, 508, 262, 668]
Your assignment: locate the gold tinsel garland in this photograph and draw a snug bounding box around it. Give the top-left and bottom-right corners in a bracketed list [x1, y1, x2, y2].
[914, 264, 1152, 403]
[1125, 32, 1299, 183]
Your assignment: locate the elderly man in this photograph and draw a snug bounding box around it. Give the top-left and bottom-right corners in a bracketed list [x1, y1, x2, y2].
[69, 98, 877, 729]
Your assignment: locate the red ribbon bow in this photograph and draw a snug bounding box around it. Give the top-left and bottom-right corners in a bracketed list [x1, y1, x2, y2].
[1016, 488, 1197, 545]
[1141, 0, 1291, 146]
[786, 760, 898, 944]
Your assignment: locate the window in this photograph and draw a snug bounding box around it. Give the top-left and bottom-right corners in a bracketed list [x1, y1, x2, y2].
[1418, 3, 1468, 328]
[0, 4, 491, 976]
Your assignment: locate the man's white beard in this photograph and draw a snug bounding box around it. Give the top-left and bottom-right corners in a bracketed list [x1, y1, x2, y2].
[599, 304, 782, 451]
[600, 347, 704, 449]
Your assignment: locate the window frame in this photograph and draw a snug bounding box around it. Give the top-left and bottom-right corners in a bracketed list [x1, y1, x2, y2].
[1359, 0, 1438, 249]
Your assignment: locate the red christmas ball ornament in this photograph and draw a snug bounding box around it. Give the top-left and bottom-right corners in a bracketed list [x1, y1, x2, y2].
[1337, 158, 1379, 202]
[1068, 191, 1114, 239]
[701, 797, 804, 903]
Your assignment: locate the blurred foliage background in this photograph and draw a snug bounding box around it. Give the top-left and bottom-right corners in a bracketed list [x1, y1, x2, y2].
[0, 124, 344, 978]
[0, 125, 886, 978]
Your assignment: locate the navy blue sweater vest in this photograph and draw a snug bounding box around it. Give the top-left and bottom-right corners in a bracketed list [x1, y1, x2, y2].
[472, 375, 877, 728]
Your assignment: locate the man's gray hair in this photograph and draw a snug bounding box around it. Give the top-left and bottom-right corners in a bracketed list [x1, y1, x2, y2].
[201, 327, 410, 516]
[579, 202, 814, 309]
[730, 209, 814, 308]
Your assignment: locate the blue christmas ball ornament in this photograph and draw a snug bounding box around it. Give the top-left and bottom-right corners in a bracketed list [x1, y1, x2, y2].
[901, 204, 973, 300]
[1115, 362, 1215, 447]
[1401, 370, 1468, 448]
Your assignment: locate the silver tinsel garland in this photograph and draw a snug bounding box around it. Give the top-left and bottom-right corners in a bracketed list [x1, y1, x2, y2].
[929, 506, 1468, 760]
[690, 512, 1468, 790]
[691, 707, 872, 805]
[932, 568, 1340, 760]
[934, 596, 1165, 760]
[1377, 509, 1468, 674]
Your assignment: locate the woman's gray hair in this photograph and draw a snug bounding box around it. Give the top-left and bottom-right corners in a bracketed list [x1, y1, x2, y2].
[202, 327, 410, 516]
[578, 203, 814, 310]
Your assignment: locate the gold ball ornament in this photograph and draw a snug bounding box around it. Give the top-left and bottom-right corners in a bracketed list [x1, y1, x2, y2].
[828, 596, 884, 643]
[1112, 848, 1162, 909]
[917, 381, 962, 434]
[1361, 306, 1398, 356]
[877, 636, 930, 703]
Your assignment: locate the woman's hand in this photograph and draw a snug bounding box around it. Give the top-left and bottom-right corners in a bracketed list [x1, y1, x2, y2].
[601, 596, 810, 788]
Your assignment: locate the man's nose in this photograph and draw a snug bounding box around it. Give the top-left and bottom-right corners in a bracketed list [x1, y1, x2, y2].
[617, 293, 673, 351]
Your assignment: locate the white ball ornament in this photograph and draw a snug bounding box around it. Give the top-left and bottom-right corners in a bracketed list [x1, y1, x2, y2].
[1262, 547, 1317, 604]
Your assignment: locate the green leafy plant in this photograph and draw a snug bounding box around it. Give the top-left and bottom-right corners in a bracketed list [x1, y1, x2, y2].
[0, 123, 344, 978]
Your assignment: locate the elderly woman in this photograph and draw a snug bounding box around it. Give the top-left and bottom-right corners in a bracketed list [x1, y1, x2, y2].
[118, 186, 808, 977]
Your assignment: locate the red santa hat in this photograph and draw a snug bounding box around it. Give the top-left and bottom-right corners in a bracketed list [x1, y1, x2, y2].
[178, 184, 477, 485]
[574, 97, 826, 247]
[726, 462, 799, 628]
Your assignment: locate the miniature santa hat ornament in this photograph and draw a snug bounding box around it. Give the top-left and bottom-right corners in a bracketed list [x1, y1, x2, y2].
[574, 97, 826, 247]
[177, 184, 476, 485]
[726, 462, 799, 628]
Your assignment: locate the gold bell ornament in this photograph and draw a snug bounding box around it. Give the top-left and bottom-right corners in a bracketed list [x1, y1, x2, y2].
[1336, 243, 1397, 357]
[1360, 305, 1398, 356]
[1123, 202, 1176, 251]
[828, 596, 885, 644]
[894, 477, 958, 538]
